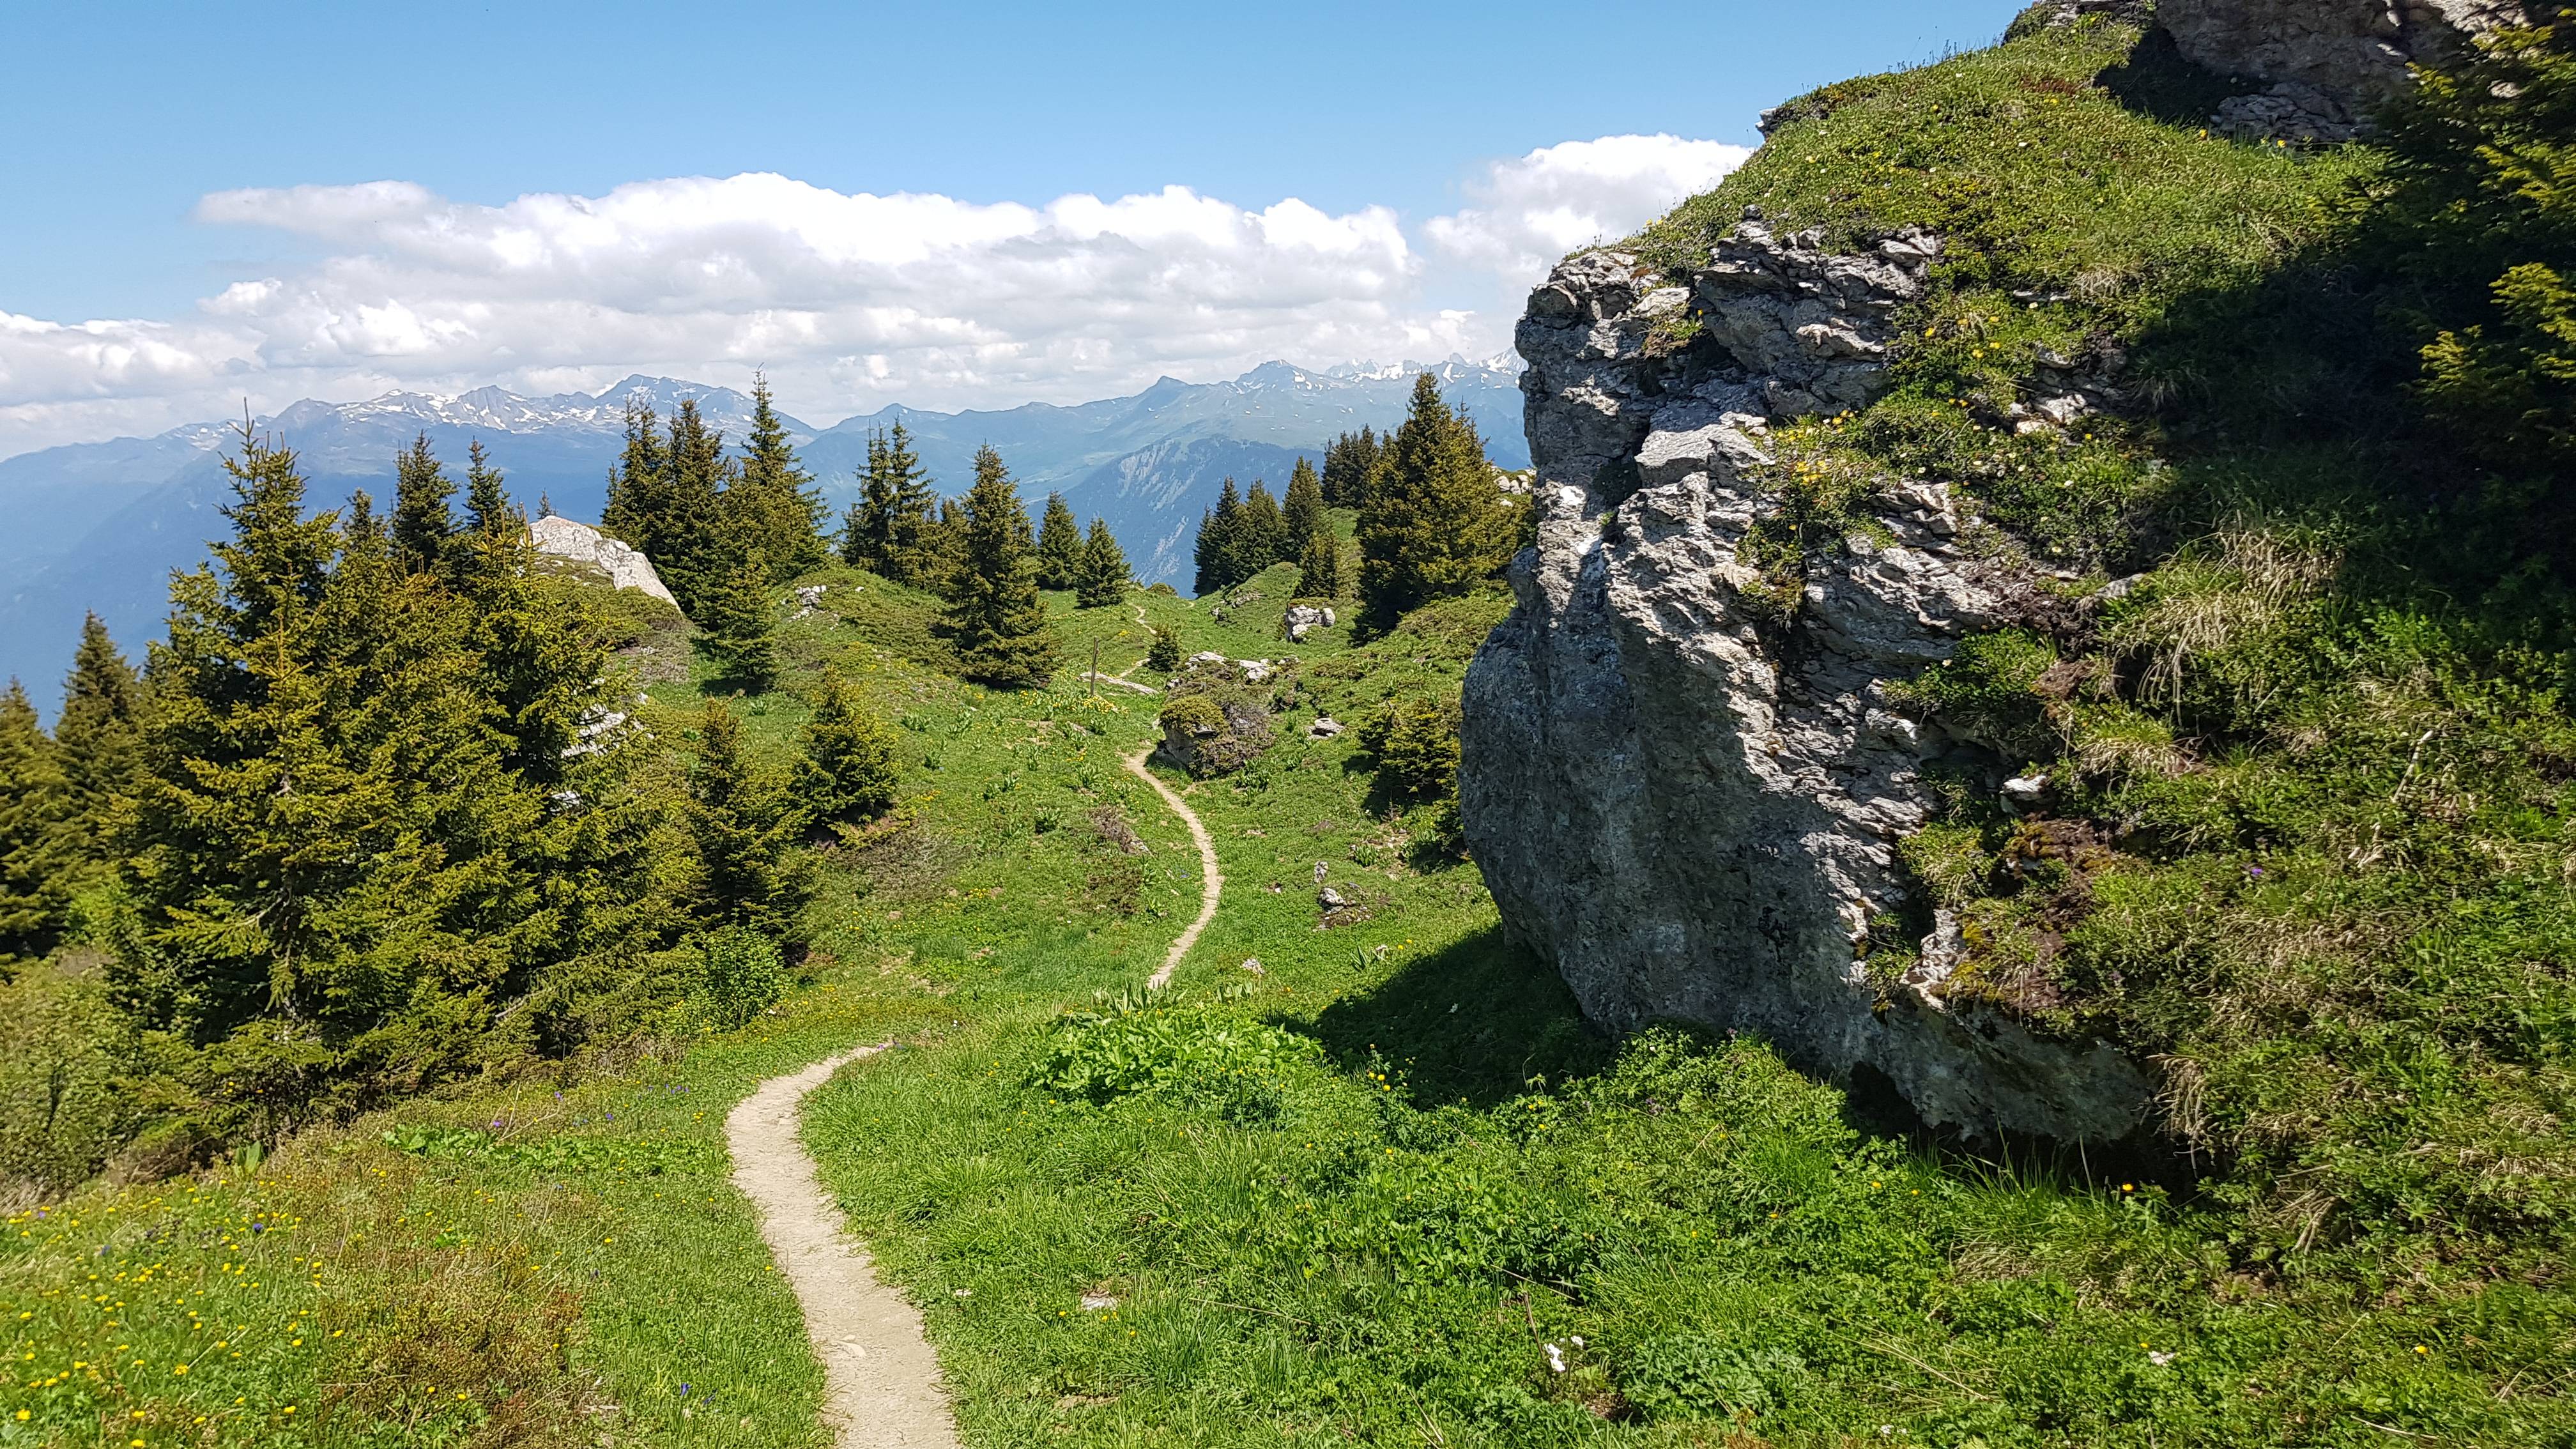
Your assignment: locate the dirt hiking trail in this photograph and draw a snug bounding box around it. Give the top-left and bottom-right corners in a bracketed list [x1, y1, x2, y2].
[723, 730, 1225, 1445]
[727, 1044, 960, 1448]
[1124, 742, 1223, 988]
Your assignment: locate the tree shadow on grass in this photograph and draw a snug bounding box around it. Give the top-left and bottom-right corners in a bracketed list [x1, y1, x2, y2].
[1300, 924, 1611, 1110]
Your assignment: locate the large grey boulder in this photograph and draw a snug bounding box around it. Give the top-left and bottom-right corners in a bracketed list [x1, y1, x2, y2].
[531, 516, 680, 609]
[1462, 235, 2152, 1143]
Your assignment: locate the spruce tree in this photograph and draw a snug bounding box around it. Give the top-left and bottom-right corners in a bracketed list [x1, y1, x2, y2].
[687, 697, 815, 944]
[921, 496, 968, 599]
[1282, 457, 1326, 558]
[0, 682, 72, 972]
[659, 397, 733, 612]
[696, 546, 779, 694]
[119, 429, 654, 1087]
[1193, 478, 1246, 595]
[945, 446, 1059, 686]
[842, 424, 941, 586]
[1322, 425, 1381, 507]
[450, 444, 599, 779]
[601, 398, 666, 546]
[732, 376, 827, 582]
[1077, 518, 1130, 608]
[1236, 481, 1289, 580]
[792, 667, 899, 832]
[391, 433, 456, 574]
[1356, 372, 1516, 632]
[1146, 625, 1183, 672]
[1036, 492, 1085, 590]
[839, 428, 895, 571]
[1294, 526, 1343, 601]
[54, 613, 145, 850]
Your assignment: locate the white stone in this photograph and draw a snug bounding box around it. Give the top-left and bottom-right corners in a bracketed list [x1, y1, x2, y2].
[531, 515, 678, 608]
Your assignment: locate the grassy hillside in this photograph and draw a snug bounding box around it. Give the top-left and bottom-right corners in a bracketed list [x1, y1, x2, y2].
[11, 10, 2576, 1447]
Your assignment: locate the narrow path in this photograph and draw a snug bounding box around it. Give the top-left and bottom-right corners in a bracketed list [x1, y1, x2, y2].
[728, 1044, 960, 1448]
[723, 719, 1224, 1445]
[1084, 670, 1160, 696]
[1124, 742, 1224, 988]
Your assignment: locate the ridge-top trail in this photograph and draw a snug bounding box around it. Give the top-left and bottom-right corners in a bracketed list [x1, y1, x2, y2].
[722, 732, 1224, 1445]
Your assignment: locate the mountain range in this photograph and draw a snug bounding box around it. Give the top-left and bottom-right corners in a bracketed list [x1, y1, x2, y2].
[0, 357, 1526, 702]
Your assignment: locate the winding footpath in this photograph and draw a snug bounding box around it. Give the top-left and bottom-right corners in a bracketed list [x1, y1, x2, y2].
[726, 1044, 959, 1448]
[721, 720, 1227, 1445]
[1122, 741, 1225, 989]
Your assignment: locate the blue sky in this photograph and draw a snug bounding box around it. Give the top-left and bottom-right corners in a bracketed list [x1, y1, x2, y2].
[0, 0, 2026, 454]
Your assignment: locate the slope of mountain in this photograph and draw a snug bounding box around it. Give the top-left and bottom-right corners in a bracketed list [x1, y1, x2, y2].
[0, 358, 1523, 703]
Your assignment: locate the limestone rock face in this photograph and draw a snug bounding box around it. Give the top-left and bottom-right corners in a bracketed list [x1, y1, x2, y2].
[2158, 0, 2535, 138]
[1461, 233, 2153, 1142]
[532, 516, 680, 609]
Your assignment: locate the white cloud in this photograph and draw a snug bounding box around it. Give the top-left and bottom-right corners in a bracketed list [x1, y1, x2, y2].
[1, 136, 1749, 455]
[1426, 134, 1752, 279]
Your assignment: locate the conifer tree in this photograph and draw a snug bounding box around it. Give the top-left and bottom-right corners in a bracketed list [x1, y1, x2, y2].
[1193, 478, 1246, 595]
[687, 697, 814, 944]
[731, 376, 827, 581]
[391, 433, 456, 574]
[118, 429, 658, 1089]
[450, 444, 600, 779]
[54, 613, 145, 848]
[601, 398, 666, 546]
[1146, 625, 1183, 673]
[1322, 425, 1381, 507]
[1236, 481, 1289, 580]
[1294, 526, 1343, 601]
[1282, 457, 1326, 558]
[1036, 492, 1085, 590]
[696, 546, 779, 694]
[792, 667, 899, 832]
[658, 397, 733, 611]
[1356, 373, 1515, 632]
[0, 682, 72, 972]
[1077, 518, 1130, 608]
[841, 424, 940, 586]
[945, 446, 1059, 686]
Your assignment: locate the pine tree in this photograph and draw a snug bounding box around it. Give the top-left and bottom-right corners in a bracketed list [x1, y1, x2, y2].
[601, 398, 666, 546]
[450, 444, 601, 779]
[0, 682, 72, 972]
[1036, 492, 1085, 590]
[118, 428, 658, 1094]
[696, 546, 779, 693]
[839, 423, 940, 586]
[53, 613, 145, 850]
[732, 376, 827, 582]
[945, 446, 1059, 686]
[658, 398, 733, 612]
[390, 433, 456, 574]
[1282, 457, 1326, 558]
[687, 697, 815, 944]
[1145, 625, 1183, 672]
[792, 667, 898, 832]
[1235, 481, 1289, 580]
[1193, 478, 1246, 595]
[1294, 526, 1343, 601]
[1356, 373, 1516, 632]
[1322, 425, 1381, 507]
[1077, 518, 1130, 608]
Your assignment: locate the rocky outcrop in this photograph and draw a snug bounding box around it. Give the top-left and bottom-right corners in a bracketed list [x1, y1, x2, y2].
[1460, 227, 2153, 1142]
[2157, 0, 2536, 139]
[532, 516, 680, 608]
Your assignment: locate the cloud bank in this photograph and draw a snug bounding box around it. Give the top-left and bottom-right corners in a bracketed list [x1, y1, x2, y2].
[0, 134, 1747, 456]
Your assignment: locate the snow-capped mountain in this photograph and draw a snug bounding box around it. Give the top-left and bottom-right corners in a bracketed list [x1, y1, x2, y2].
[0, 358, 1526, 701]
